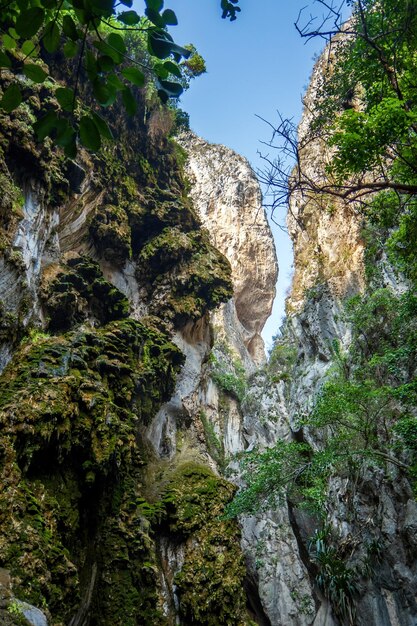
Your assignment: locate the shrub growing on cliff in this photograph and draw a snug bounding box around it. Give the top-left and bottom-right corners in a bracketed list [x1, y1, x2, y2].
[260, 0, 417, 217]
[228, 288, 417, 518]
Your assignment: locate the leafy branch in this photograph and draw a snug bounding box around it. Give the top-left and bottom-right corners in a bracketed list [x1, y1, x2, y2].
[0, 0, 240, 155]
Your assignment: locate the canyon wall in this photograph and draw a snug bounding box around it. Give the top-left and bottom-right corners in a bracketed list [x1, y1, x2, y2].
[1, 38, 417, 626]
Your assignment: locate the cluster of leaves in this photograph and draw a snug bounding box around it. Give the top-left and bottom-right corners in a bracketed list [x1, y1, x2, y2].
[228, 287, 417, 518]
[309, 528, 358, 624]
[260, 0, 417, 213]
[0, 0, 239, 156]
[318, 0, 417, 189]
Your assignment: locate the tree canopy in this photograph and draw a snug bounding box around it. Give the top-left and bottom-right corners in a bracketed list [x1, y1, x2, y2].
[260, 0, 417, 214]
[0, 0, 241, 155]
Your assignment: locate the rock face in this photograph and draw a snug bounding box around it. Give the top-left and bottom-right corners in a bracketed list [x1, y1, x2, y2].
[239, 40, 417, 626]
[0, 70, 260, 625]
[1, 38, 416, 626]
[179, 131, 277, 364]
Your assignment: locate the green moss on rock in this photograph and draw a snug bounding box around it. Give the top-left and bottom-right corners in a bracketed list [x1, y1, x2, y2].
[162, 463, 250, 625]
[42, 256, 130, 331]
[140, 228, 233, 326]
[91, 474, 169, 626]
[0, 317, 184, 622]
[127, 188, 200, 255]
[89, 204, 132, 264]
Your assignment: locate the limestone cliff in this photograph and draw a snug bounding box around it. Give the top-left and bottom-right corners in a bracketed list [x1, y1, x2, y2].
[0, 65, 279, 625]
[178, 131, 277, 365]
[235, 41, 417, 626]
[1, 30, 417, 626]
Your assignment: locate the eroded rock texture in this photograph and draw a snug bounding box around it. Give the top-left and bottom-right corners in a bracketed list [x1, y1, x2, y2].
[238, 40, 417, 626]
[179, 131, 277, 364]
[0, 70, 269, 625]
[1, 32, 416, 626]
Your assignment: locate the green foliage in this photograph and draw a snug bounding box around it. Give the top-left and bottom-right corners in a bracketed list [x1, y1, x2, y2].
[268, 340, 297, 381]
[0, 1, 239, 156]
[225, 440, 324, 517]
[309, 528, 358, 625]
[275, 0, 417, 212]
[210, 350, 247, 402]
[387, 199, 417, 284]
[199, 411, 225, 469]
[229, 287, 417, 516]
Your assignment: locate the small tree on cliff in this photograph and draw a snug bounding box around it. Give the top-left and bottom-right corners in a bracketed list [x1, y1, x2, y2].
[0, 0, 240, 155]
[260, 0, 417, 215]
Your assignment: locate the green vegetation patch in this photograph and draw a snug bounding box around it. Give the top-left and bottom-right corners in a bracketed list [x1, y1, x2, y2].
[0, 317, 184, 621]
[162, 462, 250, 625]
[42, 256, 130, 331]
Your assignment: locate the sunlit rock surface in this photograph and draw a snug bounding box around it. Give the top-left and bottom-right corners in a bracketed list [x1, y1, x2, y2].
[179, 130, 278, 364]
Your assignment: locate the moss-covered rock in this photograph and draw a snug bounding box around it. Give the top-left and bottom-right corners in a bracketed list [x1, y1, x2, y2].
[138, 227, 233, 326]
[89, 204, 132, 264]
[161, 463, 250, 626]
[0, 317, 184, 623]
[42, 256, 130, 331]
[0, 54, 244, 626]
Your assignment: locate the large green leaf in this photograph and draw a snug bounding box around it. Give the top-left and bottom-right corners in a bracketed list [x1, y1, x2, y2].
[91, 112, 113, 140]
[163, 60, 182, 78]
[0, 51, 11, 68]
[154, 63, 169, 79]
[79, 115, 101, 151]
[107, 73, 125, 90]
[15, 7, 44, 39]
[64, 135, 77, 158]
[55, 87, 75, 112]
[157, 89, 168, 104]
[122, 87, 137, 115]
[159, 79, 183, 97]
[145, 0, 163, 11]
[55, 118, 76, 147]
[23, 63, 48, 83]
[90, 0, 114, 18]
[63, 40, 78, 58]
[63, 15, 78, 41]
[122, 66, 145, 87]
[145, 8, 165, 28]
[2, 35, 16, 51]
[21, 40, 38, 58]
[94, 40, 121, 63]
[33, 111, 59, 140]
[168, 41, 191, 59]
[107, 33, 127, 56]
[118, 10, 140, 25]
[148, 31, 173, 59]
[0, 84, 22, 112]
[41, 0, 59, 8]
[98, 55, 115, 71]
[43, 21, 60, 53]
[162, 9, 177, 25]
[93, 79, 117, 106]
[85, 51, 98, 81]
[149, 31, 191, 60]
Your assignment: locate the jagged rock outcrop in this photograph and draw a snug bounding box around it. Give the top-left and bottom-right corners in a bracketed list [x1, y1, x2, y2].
[179, 131, 277, 364]
[240, 39, 417, 626]
[0, 70, 266, 625]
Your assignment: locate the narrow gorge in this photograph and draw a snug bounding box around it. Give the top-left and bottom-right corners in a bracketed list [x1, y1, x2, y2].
[1, 5, 417, 625]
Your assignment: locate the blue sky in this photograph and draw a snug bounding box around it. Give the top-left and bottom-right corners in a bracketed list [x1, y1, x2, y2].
[139, 1, 326, 348]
